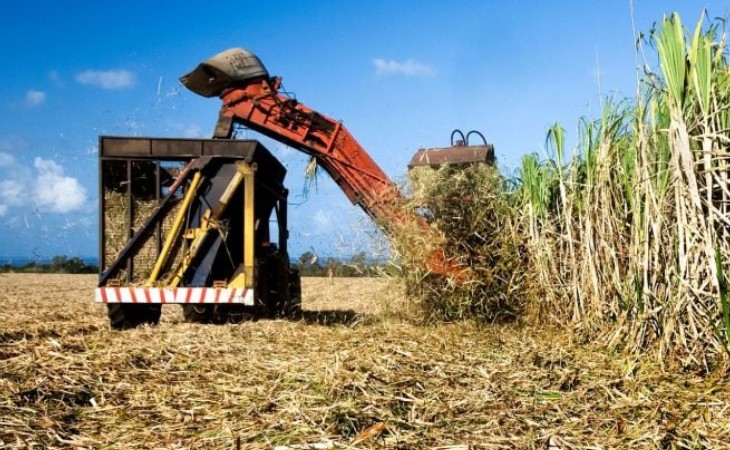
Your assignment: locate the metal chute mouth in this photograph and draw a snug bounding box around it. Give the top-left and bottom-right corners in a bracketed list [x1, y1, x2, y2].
[180, 48, 270, 98]
[409, 129, 495, 169]
[408, 146, 495, 169]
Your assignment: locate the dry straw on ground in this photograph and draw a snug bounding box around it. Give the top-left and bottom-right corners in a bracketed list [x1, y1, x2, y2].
[2, 274, 730, 449]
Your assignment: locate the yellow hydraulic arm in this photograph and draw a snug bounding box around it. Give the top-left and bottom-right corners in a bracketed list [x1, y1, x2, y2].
[150, 162, 255, 288]
[147, 171, 203, 286]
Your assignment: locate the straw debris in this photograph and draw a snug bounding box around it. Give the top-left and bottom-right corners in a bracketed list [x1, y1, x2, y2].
[1, 274, 729, 449]
[393, 165, 529, 323]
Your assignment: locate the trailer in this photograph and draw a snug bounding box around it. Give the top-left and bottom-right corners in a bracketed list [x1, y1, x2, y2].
[96, 136, 300, 329]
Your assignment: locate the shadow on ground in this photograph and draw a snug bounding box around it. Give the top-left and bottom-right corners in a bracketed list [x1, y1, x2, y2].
[301, 309, 375, 326]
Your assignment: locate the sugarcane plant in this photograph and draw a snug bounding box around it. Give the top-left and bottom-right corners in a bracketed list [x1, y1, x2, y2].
[514, 12, 730, 368]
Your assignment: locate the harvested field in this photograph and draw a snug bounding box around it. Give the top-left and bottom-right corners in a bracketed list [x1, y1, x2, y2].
[1, 273, 730, 449]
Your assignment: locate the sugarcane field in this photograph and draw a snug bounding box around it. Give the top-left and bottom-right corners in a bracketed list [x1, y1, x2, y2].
[3, 4, 730, 450]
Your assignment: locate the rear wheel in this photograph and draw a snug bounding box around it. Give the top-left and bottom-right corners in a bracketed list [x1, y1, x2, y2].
[182, 305, 213, 324]
[182, 304, 256, 324]
[216, 305, 257, 323]
[107, 304, 161, 330]
[278, 268, 302, 319]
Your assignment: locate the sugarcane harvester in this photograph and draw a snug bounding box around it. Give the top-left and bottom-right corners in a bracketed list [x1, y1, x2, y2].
[95, 48, 492, 329]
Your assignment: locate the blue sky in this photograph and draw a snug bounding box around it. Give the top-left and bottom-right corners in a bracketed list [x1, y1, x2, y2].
[0, 1, 726, 262]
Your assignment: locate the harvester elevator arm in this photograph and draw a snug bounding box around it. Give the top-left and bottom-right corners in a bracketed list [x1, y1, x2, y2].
[215, 78, 402, 224]
[181, 49, 455, 276]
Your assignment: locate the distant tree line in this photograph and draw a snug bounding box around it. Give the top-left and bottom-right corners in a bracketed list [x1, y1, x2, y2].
[0, 256, 98, 274]
[295, 251, 384, 277]
[1, 253, 384, 277]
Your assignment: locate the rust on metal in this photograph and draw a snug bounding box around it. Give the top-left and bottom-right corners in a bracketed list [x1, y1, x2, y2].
[408, 144, 495, 169]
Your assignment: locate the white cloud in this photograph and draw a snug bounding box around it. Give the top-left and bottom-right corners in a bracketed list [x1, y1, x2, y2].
[0, 152, 14, 167]
[4, 215, 22, 228]
[0, 179, 24, 201]
[24, 90, 46, 108]
[0, 179, 25, 212]
[33, 157, 87, 213]
[0, 154, 88, 216]
[75, 69, 135, 89]
[373, 58, 436, 77]
[49, 70, 63, 87]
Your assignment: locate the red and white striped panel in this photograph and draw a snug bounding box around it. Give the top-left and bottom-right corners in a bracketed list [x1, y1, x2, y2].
[95, 287, 254, 305]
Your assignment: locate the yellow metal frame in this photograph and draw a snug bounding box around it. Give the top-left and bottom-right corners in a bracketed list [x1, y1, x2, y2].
[242, 162, 255, 288]
[147, 171, 202, 286]
[227, 162, 255, 289]
[149, 161, 256, 289]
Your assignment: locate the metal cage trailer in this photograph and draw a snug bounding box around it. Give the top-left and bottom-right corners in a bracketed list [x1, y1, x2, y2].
[96, 136, 301, 329]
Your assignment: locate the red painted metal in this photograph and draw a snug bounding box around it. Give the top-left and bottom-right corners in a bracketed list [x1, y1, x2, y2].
[215, 77, 461, 278]
[218, 78, 399, 216]
[95, 287, 254, 304]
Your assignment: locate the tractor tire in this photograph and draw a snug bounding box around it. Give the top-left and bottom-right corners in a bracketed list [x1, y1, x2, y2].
[279, 269, 302, 319]
[108, 304, 161, 330]
[146, 305, 162, 324]
[215, 305, 257, 324]
[182, 304, 213, 324]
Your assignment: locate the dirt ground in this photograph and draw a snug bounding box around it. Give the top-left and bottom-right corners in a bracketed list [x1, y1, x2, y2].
[1, 273, 730, 449]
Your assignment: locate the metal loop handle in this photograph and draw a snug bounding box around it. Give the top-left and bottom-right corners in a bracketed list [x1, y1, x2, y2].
[450, 129, 466, 146]
[466, 130, 487, 146]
